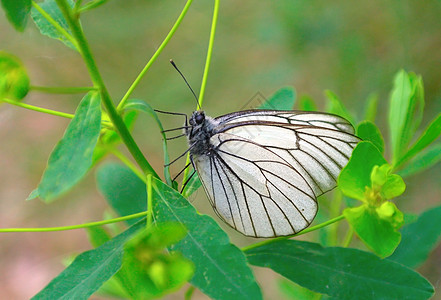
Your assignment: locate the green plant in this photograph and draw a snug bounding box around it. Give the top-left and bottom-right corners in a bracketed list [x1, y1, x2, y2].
[1, 1, 441, 299]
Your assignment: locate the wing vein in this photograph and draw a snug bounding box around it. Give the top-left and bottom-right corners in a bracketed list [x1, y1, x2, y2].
[212, 157, 238, 230]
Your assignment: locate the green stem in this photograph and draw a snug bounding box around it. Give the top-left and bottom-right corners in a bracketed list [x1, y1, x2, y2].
[147, 174, 153, 229]
[55, 0, 158, 178]
[2, 97, 74, 119]
[185, 286, 195, 300]
[116, 0, 194, 111]
[0, 212, 147, 233]
[241, 215, 345, 252]
[198, 0, 219, 108]
[182, 0, 219, 186]
[342, 226, 354, 247]
[76, 0, 108, 14]
[31, 1, 78, 49]
[30, 85, 96, 94]
[328, 190, 343, 246]
[73, 0, 83, 12]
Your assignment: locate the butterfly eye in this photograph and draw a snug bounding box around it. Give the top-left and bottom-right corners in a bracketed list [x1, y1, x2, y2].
[195, 113, 205, 124]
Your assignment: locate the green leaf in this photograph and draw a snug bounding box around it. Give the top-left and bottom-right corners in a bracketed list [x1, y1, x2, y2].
[29, 92, 101, 202]
[86, 226, 111, 248]
[381, 174, 405, 200]
[31, 0, 77, 50]
[390, 204, 441, 268]
[395, 113, 441, 168]
[338, 142, 387, 201]
[182, 172, 202, 198]
[152, 177, 263, 300]
[344, 204, 403, 258]
[0, 51, 30, 100]
[363, 93, 378, 123]
[278, 279, 317, 300]
[124, 99, 172, 185]
[398, 142, 441, 177]
[356, 121, 385, 154]
[0, 0, 31, 31]
[325, 90, 355, 126]
[32, 219, 145, 299]
[96, 163, 146, 225]
[246, 240, 433, 299]
[370, 164, 406, 200]
[298, 94, 317, 111]
[388, 70, 425, 165]
[95, 278, 130, 300]
[259, 86, 296, 110]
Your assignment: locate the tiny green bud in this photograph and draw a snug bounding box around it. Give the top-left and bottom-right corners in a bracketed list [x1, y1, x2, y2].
[0, 51, 30, 101]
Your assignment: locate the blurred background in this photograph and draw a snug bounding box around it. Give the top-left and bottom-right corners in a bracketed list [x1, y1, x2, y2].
[1, 0, 440, 298]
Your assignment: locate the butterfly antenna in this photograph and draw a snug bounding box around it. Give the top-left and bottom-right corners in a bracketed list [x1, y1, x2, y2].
[170, 59, 201, 110]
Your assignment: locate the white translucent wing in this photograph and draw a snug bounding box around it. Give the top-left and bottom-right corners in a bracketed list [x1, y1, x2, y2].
[215, 109, 355, 134]
[194, 111, 359, 238]
[194, 133, 318, 237]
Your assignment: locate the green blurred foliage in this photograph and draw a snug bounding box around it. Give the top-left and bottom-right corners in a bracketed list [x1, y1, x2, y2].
[1, 0, 441, 298]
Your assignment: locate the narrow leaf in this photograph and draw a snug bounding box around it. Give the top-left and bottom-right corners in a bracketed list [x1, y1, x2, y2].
[259, 86, 296, 110]
[96, 163, 146, 225]
[364, 93, 378, 123]
[31, 0, 77, 50]
[152, 177, 263, 300]
[398, 143, 441, 177]
[388, 70, 425, 165]
[29, 92, 101, 202]
[389, 204, 441, 268]
[0, 0, 31, 31]
[32, 220, 145, 299]
[325, 90, 355, 126]
[278, 279, 317, 300]
[298, 94, 317, 111]
[246, 240, 434, 300]
[395, 113, 441, 168]
[356, 121, 384, 154]
[389, 70, 410, 163]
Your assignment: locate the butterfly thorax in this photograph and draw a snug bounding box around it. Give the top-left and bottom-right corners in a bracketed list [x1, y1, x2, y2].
[186, 110, 219, 157]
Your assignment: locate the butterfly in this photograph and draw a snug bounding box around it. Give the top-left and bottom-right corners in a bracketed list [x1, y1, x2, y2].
[172, 109, 360, 238]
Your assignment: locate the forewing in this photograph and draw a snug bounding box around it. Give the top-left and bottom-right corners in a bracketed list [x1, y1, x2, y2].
[215, 109, 355, 134]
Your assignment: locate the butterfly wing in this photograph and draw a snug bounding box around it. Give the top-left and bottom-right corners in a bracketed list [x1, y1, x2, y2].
[215, 109, 355, 134]
[194, 110, 359, 237]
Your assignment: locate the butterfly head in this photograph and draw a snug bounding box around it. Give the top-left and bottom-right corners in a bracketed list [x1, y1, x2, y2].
[189, 110, 206, 126]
